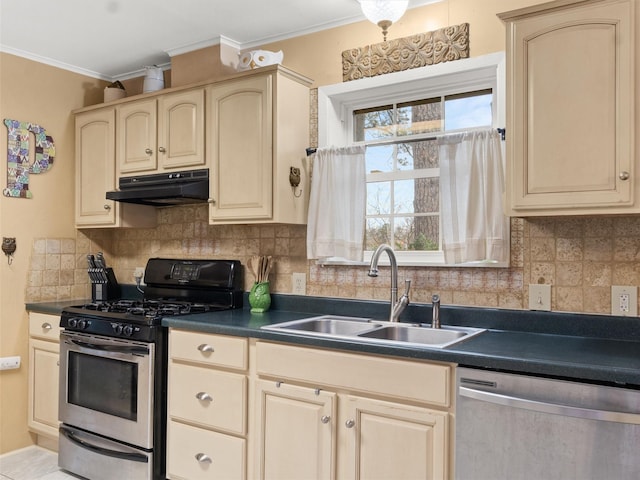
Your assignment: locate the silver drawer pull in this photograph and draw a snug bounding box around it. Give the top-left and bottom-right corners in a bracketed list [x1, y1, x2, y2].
[620, 171, 630, 181]
[145, 148, 153, 155]
[321, 415, 331, 424]
[197, 344, 214, 353]
[196, 392, 213, 402]
[345, 419, 355, 428]
[42, 323, 52, 331]
[195, 453, 212, 464]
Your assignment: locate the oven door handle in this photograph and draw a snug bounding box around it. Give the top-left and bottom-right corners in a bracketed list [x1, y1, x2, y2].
[60, 427, 149, 463]
[69, 339, 149, 356]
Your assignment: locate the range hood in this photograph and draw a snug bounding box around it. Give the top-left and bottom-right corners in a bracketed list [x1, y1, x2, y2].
[106, 169, 209, 207]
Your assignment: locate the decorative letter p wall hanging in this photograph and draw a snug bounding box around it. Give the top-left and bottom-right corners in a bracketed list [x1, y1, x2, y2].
[3, 119, 55, 198]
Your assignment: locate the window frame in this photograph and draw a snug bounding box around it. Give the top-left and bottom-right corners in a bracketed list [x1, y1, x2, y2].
[317, 52, 507, 267]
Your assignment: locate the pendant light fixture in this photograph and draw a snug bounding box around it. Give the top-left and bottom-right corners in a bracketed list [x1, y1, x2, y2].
[359, 0, 409, 41]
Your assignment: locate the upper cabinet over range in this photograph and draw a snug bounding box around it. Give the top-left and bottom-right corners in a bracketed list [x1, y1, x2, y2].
[73, 66, 312, 228]
[500, 0, 636, 216]
[117, 89, 205, 175]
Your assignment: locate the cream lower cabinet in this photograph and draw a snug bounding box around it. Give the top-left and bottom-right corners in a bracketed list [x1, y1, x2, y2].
[254, 341, 451, 480]
[28, 312, 61, 440]
[166, 329, 249, 480]
[206, 67, 311, 224]
[500, 0, 635, 216]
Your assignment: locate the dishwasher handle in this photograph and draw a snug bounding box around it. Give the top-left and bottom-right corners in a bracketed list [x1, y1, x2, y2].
[459, 386, 640, 425]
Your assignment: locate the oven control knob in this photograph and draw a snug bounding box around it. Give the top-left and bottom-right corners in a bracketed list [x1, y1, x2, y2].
[113, 324, 124, 335]
[123, 325, 134, 336]
[68, 318, 78, 328]
[77, 319, 89, 330]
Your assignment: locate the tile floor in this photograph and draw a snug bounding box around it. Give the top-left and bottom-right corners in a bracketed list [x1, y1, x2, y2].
[0, 446, 76, 480]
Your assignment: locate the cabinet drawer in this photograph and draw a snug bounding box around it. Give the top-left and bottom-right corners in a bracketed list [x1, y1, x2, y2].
[256, 341, 452, 407]
[167, 420, 245, 480]
[170, 329, 248, 370]
[169, 362, 246, 434]
[29, 313, 61, 341]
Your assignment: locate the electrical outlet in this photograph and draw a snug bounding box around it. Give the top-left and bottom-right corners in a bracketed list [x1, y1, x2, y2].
[0, 356, 21, 370]
[611, 285, 637, 316]
[528, 284, 551, 311]
[292, 273, 306, 295]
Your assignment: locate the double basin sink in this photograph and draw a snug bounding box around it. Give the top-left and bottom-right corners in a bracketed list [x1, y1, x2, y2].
[262, 315, 485, 349]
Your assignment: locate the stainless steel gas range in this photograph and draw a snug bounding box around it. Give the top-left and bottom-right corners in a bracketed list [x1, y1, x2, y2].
[58, 258, 243, 480]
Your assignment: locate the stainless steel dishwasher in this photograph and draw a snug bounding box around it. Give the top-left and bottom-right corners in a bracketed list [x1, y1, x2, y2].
[455, 367, 640, 480]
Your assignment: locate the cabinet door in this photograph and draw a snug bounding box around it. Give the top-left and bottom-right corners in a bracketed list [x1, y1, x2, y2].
[28, 338, 59, 438]
[340, 395, 448, 480]
[207, 75, 273, 222]
[504, 0, 634, 214]
[117, 98, 157, 174]
[158, 89, 205, 170]
[254, 380, 336, 480]
[75, 109, 117, 226]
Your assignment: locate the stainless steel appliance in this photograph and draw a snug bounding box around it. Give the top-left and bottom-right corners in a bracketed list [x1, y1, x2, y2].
[455, 367, 640, 480]
[58, 258, 243, 480]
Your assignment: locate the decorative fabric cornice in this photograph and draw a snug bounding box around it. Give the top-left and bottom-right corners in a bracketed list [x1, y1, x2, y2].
[342, 23, 470, 82]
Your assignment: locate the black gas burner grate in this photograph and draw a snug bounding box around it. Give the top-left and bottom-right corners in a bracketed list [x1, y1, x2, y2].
[80, 299, 220, 319]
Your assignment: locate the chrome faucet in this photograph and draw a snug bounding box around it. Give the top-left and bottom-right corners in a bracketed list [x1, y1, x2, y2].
[368, 244, 410, 322]
[431, 294, 441, 329]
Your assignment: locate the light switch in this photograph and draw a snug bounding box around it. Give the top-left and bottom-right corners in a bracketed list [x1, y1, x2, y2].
[528, 284, 551, 311]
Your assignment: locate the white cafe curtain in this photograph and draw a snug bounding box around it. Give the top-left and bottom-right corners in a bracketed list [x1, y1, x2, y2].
[438, 129, 509, 264]
[307, 145, 366, 262]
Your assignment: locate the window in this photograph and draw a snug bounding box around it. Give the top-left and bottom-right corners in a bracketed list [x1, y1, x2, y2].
[318, 52, 506, 266]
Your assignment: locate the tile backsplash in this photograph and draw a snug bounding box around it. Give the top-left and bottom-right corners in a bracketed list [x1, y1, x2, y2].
[25, 207, 640, 316]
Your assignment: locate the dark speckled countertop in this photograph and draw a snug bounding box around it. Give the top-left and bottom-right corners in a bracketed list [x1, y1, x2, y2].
[27, 292, 640, 386]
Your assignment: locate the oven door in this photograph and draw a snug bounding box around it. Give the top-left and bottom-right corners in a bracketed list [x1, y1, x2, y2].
[59, 331, 154, 449]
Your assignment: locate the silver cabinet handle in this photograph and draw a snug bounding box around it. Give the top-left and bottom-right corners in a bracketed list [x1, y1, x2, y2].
[103, 204, 111, 210]
[145, 148, 153, 155]
[42, 322, 52, 331]
[158, 147, 166, 153]
[196, 392, 213, 402]
[459, 386, 640, 424]
[197, 343, 214, 353]
[195, 453, 212, 464]
[345, 419, 355, 428]
[620, 171, 630, 181]
[321, 415, 331, 424]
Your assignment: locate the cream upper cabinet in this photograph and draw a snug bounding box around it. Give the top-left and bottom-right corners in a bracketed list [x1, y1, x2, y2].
[117, 89, 205, 175]
[28, 313, 61, 440]
[207, 67, 311, 224]
[500, 0, 635, 216]
[75, 108, 156, 228]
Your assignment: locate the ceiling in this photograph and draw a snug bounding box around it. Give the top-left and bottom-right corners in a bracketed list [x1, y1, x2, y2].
[0, 0, 440, 82]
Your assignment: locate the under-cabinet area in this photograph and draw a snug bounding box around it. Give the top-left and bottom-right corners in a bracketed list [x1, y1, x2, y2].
[166, 328, 454, 480]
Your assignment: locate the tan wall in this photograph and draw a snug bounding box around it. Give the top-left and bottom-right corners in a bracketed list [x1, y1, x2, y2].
[0, 52, 105, 453]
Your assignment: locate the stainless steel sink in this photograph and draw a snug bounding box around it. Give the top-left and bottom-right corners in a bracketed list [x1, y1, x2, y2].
[261, 315, 484, 349]
[261, 315, 383, 336]
[357, 324, 484, 348]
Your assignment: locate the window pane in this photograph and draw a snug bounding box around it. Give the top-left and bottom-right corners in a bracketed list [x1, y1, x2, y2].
[398, 139, 439, 171]
[354, 105, 394, 141]
[394, 179, 415, 214]
[409, 216, 440, 251]
[444, 90, 492, 130]
[365, 144, 394, 173]
[413, 177, 439, 214]
[367, 182, 391, 215]
[365, 218, 390, 249]
[397, 98, 441, 136]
